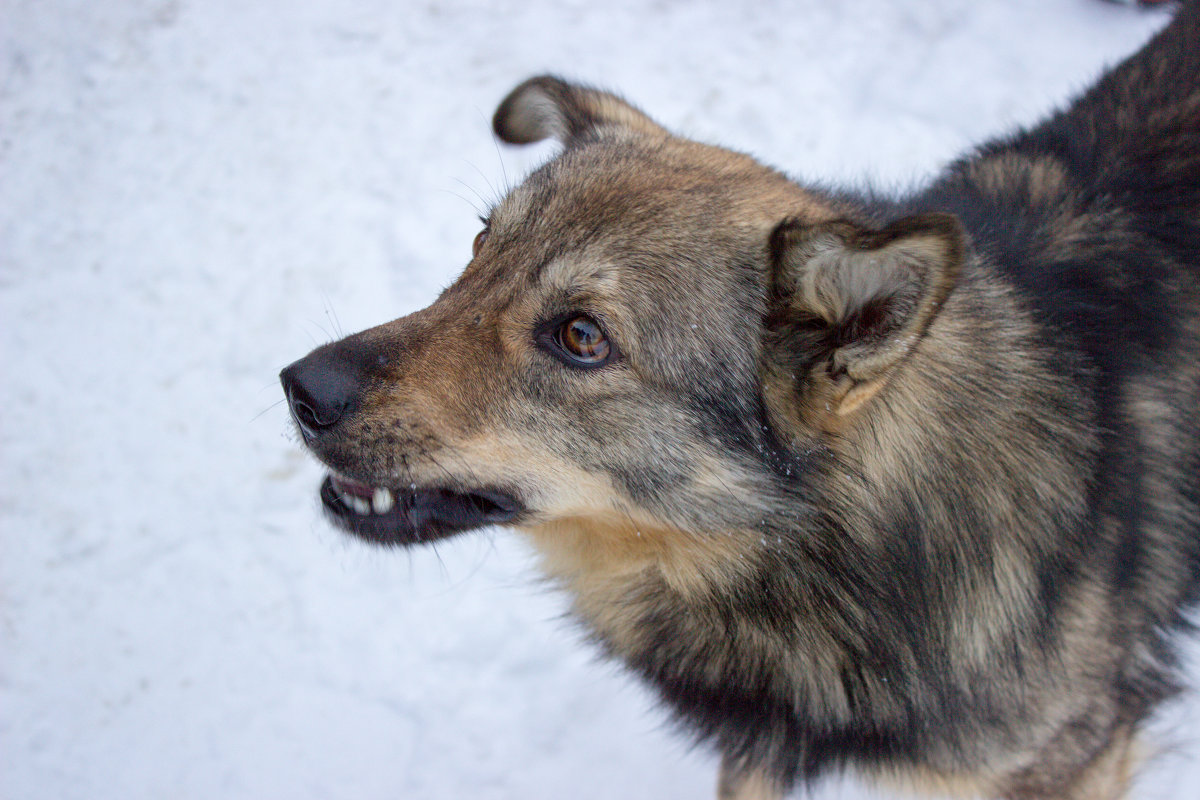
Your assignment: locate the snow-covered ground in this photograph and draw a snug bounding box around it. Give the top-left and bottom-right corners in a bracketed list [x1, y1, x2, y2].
[2, 1, 1195, 798]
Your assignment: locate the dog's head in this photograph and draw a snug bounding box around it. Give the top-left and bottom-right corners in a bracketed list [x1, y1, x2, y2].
[281, 76, 963, 584]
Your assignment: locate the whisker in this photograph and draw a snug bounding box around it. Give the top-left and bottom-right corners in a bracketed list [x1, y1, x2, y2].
[465, 160, 502, 211]
[251, 398, 287, 423]
[304, 318, 334, 346]
[322, 296, 345, 339]
[438, 187, 486, 218]
[490, 130, 511, 196]
[451, 177, 492, 217]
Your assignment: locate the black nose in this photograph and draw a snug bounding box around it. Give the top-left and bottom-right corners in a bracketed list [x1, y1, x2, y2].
[280, 348, 364, 443]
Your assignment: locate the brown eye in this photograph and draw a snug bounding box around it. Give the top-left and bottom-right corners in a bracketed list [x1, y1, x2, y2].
[556, 315, 612, 365]
[472, 228, 489, 258]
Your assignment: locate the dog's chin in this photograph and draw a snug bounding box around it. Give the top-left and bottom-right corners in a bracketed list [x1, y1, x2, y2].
[319, 474, 522, 546]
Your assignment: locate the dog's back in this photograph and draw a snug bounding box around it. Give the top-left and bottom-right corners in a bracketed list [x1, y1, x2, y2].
[881, 12, 1200, 793]
[909, 0, 1200, 627]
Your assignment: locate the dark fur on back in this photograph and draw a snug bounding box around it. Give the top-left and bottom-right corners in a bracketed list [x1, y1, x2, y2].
[910, 1, 1200, 629]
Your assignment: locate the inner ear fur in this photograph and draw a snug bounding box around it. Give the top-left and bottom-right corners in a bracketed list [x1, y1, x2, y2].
[766, 213, 964, 414]
[493, 75, 668, 147]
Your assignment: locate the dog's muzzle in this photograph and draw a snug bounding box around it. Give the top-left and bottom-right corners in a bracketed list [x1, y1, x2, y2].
[280, 339, 524, 546]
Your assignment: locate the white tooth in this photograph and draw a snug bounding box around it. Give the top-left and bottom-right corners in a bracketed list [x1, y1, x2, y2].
[344, 494, 371, 515]
[372, 487, 395, 514]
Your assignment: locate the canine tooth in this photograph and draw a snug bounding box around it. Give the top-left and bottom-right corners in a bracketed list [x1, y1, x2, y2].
[344, 494, 371, 515]
[372, 487, 395, 514]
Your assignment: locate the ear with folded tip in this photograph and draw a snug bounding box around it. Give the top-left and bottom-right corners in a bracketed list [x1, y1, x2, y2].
[764, 213, 965, 418]
[493, 75, 668, 147]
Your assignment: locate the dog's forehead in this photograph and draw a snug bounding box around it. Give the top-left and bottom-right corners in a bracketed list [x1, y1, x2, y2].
[484, 138, 819, 290]
[498, 138, 794, 228]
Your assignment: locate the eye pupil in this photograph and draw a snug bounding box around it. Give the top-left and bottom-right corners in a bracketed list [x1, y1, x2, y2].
[557, 316, 611, 364]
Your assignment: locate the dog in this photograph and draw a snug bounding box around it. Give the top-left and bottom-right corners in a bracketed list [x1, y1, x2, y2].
[281, 4, 1200, 798]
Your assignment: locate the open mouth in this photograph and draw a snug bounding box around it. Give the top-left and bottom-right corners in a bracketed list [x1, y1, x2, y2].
[320, 474, 522, 546]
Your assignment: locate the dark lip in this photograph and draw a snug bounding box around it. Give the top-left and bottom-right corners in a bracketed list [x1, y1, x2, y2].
[319, 475, 523, 546]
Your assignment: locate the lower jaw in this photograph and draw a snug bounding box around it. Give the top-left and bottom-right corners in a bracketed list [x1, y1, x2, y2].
[319, 474, 521, 546]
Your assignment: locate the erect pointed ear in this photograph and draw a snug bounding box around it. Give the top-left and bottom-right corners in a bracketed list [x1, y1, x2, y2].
[765, 213, 964, 416]
[493, 75, 668, 147]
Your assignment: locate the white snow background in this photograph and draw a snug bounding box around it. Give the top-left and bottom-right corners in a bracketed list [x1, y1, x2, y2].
[2, 1, 1197, 798]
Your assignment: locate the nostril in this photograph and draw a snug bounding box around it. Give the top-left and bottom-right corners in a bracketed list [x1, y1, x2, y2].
[283, 382, 349, 441]
[280, 354, 362, 442]
[292, 393, 343, 431]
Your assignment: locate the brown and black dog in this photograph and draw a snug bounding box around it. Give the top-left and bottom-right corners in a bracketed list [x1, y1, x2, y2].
[282, 5, 1200, 798]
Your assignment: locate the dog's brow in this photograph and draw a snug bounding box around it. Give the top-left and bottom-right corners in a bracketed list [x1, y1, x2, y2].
[493, 190, 530, 226]
[537, 252, 619, 293]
